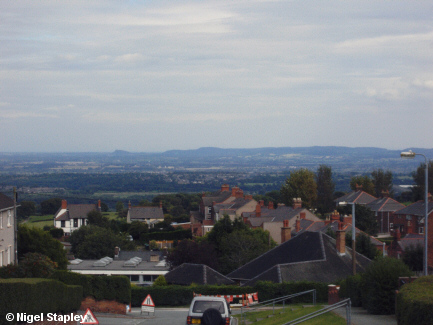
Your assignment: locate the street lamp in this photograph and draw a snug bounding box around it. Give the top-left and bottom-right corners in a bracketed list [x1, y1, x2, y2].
[401, 150, 429, 276]
[340, 201, 356, 275]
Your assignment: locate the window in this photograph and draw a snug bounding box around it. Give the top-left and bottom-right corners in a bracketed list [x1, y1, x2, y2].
[390, 223, 394, 230]
[73, 219, 78, 227]
[130, 275, 139, 282]
[0, 213, 3, 228]
[61, 220, 65, 228]
[419, 227, 424, 234]
[7, 211, 11, 227]
[7, 247, 11, 265]
[406, 215, 412, 220]
[0, 251, 3, 267]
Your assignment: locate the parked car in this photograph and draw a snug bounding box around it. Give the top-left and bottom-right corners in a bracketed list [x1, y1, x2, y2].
[186, 296, 237, 325]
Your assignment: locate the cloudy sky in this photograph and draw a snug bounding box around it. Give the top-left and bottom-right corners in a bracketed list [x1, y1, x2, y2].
[1, 1, 432, 152]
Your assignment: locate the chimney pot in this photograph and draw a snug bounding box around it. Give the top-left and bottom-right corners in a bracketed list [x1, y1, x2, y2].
[268, 201, 274, 210]
[300, 212, 306, 219]
[296, 217, 301, 232]
[255, 204, 261, 217]
[293, 198, 302, 209]
[260, 200, 265, 207]
[336, 226, 346, 255]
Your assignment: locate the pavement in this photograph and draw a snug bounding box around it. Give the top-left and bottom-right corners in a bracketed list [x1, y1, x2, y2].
[332, 306, 397, 325]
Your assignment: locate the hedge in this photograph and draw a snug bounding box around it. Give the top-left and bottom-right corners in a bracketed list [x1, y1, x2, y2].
[396, 275, 433, 325]
[338, 274, 363, 307]
[131, 281, 328, 307]
[0, 278, 82, 325]
[50, 270, 131, 304]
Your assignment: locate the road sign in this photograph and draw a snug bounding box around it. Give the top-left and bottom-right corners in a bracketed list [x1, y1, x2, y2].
[141, 294, 155, 314]
[81, 308, 99, 324]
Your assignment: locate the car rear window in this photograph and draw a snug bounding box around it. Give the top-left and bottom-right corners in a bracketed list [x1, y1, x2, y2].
[192, 301, 225, 313]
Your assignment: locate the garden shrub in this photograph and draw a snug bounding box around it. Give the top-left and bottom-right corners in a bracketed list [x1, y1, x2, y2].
[396, 275, 433, 325]
[361, 257, 412, 315]
[338, 274, 363, 307]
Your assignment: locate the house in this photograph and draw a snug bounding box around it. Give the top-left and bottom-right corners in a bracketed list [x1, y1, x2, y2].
[387, 230, 424, 260]
[0, 193, 16, 266]
[68, 249, 168, 286]
[54, 200, 100, 236]
[126, 201, 164, 227]
[334, 188, 377, 206]
[242, 198, 321, 244]
[190, 185, 256, 237]
[164, 263, 235, 286]
[390, 197, 433, 237]
[367, 194, 405, 234]
[227, 228, 371, 286]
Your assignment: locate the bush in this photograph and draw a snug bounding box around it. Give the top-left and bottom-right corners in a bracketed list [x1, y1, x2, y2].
[0, 253, 57, 279]
[396, 276, 433, 325]
[0, 278, 82, 325]
[361, 257, 412, 315]
[338, 274, 362, 307]
[50, 270, 130, 304]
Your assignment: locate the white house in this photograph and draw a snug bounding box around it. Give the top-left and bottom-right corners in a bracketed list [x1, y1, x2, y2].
[0, 193, 16, 267]
[54, 200, 100, 236]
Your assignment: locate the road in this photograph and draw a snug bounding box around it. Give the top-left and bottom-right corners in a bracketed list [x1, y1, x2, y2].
[91, 308, 189, 325]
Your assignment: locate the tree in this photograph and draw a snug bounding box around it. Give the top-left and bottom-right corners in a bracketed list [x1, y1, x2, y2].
[411, 161, 433, 201]
[218, 228, 275, 274]
[402, 244, 423, 272]
[100, 202, 109, 212]
[17, 201, 36, 220]
[153, 275, 168, 286]
[17, 225, 68, 269]
[166, 239, 219, 270]
[40, 198, 62, 215]
[371, 169, 393, 197]
[116, 201, 124, 213]
[345, 232, 378, 260]
[280, 169, 317, 208]
[315, 165, 335, 215]
[128, 221, 149, 241]
[87, 210, 109, 228]
[70, 225, 123, 260]
[337, 204, 378, 236]
[350, 175, 375, 196]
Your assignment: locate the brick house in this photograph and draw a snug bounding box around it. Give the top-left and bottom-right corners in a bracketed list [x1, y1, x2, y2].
[54, 200, 100, 236]
[367, 195, 405, 234]
[0, 193, 16, 266]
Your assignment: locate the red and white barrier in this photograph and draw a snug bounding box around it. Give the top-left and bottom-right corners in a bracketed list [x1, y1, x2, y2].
[193, 292, 259, 307]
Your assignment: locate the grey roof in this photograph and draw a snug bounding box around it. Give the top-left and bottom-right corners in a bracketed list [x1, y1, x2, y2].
[165, 263, 235, 286]
[367, 197, 405, 212]
[335, 191, 377, 205]
[214, 198, 254, 213]
[202, 191, 232, 206]
[0, 193, 14, 210]
[235, 232, 371, 286]
[129, 206, 164, 220]
[399, 234, 424, 251]
[393, 200, 433, 217]
[117, 250, 164, 261]
[67, 256, 168, 272]
[54, 204, 97, 221]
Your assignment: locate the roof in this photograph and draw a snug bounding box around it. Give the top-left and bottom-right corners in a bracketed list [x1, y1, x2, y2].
[398, 233, 424, 251]
[202, 191, 232, 206]
[165, 263, 235, 286]
[129, 206, 164, 220]
[335, 191, 377, 205]
[54, 203, 98, 221]
[230, 232, 371, 286]
[213, 197, 255, 213]
[367, 197, 405, 212]
[393, 200, 433, 217]
[0, 193, 14, 211]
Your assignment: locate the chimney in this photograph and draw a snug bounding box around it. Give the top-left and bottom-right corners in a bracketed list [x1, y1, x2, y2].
[128, 201, 131, 209]
[160, 201, 163, 209]
[268, 201, 274, 210]
[114, 246, 120, 257]
[281, 220, 292, 243]
[293, 198, 302, 209]
[296, 217, 301, 232]
[255, 204, 261, 218]
[61, 200, 67, 209]
[343, 215, 352, 226]
[277, 203, 285, 208]
[395, 228, 401, 241]
[231, 186, 239, 197]
[381, 190, 390, 198]
[245, 195, 253, 200]
[260, 200, 265, 207]
[355, 184, 363, 191]
[202, 192, 206, 197]
[336, 222, 346, 255]
[300, 212, 306, 219]
[221, 184, 230, 192]
[331, 210, 340, 222]
[98, 199, 101, 212]
[235, 189, 244, 198]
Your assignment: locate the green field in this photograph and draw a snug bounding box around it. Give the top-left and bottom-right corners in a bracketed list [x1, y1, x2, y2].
[236, 304, 346, 325]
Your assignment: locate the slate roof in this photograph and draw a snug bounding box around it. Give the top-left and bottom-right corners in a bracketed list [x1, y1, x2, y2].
[129, 206, 164, 220]
[243, 206, 294, 220]
[54, 204, 97, 221]
[393, 200, 433, 217]
[335, 191, 377, 205]
[202, 191, 232, 206]
[213, 198, 254, 213]
[367, 197, 405, 212]
[0, 193, 14, 210]
[165, 263, 235, 286]
[228, 231, 371, 286]
[398, 233, 424, 251]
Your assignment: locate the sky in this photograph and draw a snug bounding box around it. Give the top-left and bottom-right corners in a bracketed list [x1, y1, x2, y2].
[1, 1, 433, 152]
